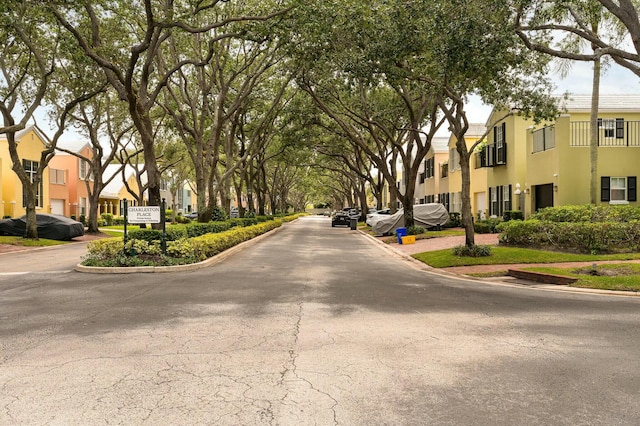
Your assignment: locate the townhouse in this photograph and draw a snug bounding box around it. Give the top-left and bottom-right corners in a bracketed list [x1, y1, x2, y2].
[415, 137, 449, 207]
[437, 125, 487, 218]
[485, 94, 640, 218]
[0, 126, 51, 218]
[48, 141, 94, 218]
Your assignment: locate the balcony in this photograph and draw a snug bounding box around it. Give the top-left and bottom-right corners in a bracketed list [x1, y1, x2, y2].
[570, 120, 640, 147]
[532, 126, 555, 153]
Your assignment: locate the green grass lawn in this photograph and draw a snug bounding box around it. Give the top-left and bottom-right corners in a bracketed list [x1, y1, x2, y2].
[523, 264, 640, 292]
[412, 246, 640, 268]
[413, 246, 640, 292]
[0, 236, 67, 247]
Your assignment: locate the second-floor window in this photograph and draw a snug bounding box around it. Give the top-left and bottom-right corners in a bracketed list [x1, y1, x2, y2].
[50, 169, 65, 185]
[598, 118, 624, 139]
[78, 158, 93, 181]
[495, 122, 506, 164]
[449, 148, 460, 171]
[22, 159, 43, 207]
[425, 157, 435, 178]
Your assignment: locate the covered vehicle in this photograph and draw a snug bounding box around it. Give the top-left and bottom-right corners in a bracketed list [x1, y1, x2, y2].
[0, 213, 85, 240]
[366, 208, 391, 226]
[371, 204, 449, 235]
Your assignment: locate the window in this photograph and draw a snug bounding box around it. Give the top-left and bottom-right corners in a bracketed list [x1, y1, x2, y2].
[503, 185, 512, 212]
[22, 159, 43, 208]
[601, 176, 637, 203]
[449, 148, 460, 171]
[598, 118, 624, 139]
[425, 157, 435, 178]
[80, 197, 87, 215]
[79, 158, 88, 180]
[50, 169, 65, 185]
[495, 122, 507, 164]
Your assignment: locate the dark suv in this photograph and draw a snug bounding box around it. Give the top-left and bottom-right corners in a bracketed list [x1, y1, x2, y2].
[331, 208, 358, 227]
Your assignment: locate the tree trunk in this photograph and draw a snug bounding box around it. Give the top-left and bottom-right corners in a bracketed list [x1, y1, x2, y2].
[589, 57, 601, 205]
[460, 147, 475, 248]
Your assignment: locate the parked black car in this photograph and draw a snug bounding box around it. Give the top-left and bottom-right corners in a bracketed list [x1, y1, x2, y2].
[0, 214, 84, 240]
[331, 207, 358, 227]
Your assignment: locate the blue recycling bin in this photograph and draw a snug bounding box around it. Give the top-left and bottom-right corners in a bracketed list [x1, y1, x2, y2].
[396, 227, 407, 244]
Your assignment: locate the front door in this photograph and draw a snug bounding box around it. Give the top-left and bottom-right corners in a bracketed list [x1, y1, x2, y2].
[534, 184, 554, 211]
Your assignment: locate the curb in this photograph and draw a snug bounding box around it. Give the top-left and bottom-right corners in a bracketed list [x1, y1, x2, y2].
[358, 229, 640, 298]
[75, 222, 288, 274]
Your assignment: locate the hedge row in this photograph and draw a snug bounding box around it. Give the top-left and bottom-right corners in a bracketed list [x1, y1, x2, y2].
[83, 220, 284, 265]
[498, 219, 640, 254]
[126, 216, 277, 242]
[82, 213, 305, 266]
[533, 204, 640, 223]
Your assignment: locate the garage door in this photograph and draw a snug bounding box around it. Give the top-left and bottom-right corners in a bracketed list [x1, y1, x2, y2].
[51, 199, 65, 215]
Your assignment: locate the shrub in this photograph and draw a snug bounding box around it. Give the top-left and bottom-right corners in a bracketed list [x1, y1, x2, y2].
[474, 218, 502, 234]
[79, 214, 86, 225]
[503, 210, 523, 221]
[85, 237, 124, 260]
[100, 213, 114, 226]
[128, 228, 163, 243]
[498, 219, 640, 253]
[407, 225, 425, 235]
[452, 244, 492, 257]
[211, 206, 228, 222]
[532, 204, 640, 223]
[82, 216, 289, 267]
[446, 212, 461, 228]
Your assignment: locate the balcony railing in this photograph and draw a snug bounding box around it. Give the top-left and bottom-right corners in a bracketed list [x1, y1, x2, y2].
[570, 120, 640, 147]
[532, 126, 555, 153]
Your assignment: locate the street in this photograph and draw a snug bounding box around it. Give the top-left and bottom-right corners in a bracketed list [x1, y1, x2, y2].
[1, 216, 640, 425]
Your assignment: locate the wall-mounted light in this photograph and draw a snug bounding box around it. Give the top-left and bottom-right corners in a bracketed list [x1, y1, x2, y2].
[514, 183, 521, 195]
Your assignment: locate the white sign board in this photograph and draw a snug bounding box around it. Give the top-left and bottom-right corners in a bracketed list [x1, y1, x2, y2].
[128, 206, 161, 224]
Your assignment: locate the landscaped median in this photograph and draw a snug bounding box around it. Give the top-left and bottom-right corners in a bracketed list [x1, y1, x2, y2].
[76, 214, 304, 273]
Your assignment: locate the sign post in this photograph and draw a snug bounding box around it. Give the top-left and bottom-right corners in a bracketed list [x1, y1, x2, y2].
[125, 204, 166, 256]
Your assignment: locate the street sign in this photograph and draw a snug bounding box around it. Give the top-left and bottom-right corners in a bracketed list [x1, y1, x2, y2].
[127, 206, 161, 224]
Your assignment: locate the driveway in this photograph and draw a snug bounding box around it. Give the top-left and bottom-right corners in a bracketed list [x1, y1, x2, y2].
[1, 216, 640, 425]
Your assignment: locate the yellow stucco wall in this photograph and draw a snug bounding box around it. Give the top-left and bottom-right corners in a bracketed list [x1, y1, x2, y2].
[525, 112, 640, 216]
[0, 128, 50, 217]
[446, 132, 487, 217]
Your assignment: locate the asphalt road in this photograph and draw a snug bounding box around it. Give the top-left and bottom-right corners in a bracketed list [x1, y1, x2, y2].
[1, 216, 640, 425]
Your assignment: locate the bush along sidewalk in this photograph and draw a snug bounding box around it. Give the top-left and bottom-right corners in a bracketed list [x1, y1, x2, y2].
[81, 214, 303, 267]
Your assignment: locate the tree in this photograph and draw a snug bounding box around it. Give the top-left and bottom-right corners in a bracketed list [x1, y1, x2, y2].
[0, 2, 99, 238]
[515, 0, 640, 77]
[56, 90, 136, 233]
[49, 0, 288, 227]
[515, 0, 628, 204]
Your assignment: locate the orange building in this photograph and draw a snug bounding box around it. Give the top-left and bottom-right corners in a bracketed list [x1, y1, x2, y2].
[48, 142, 94, 218]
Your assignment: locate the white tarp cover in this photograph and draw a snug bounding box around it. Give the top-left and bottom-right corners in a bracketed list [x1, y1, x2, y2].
[371, 203, 449, 235]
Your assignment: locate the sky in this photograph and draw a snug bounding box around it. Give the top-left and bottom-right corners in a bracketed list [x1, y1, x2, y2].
[462, 59, 640, 127]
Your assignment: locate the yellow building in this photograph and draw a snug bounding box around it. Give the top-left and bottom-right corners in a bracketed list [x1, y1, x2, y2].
[441, 124, 487, 218]
[99, 164, 148, 216]
[0, 126, 51, 218]
[485, 94, 640, 218]
[415, 137, 449, 207]
[524, 95, 640, 217]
